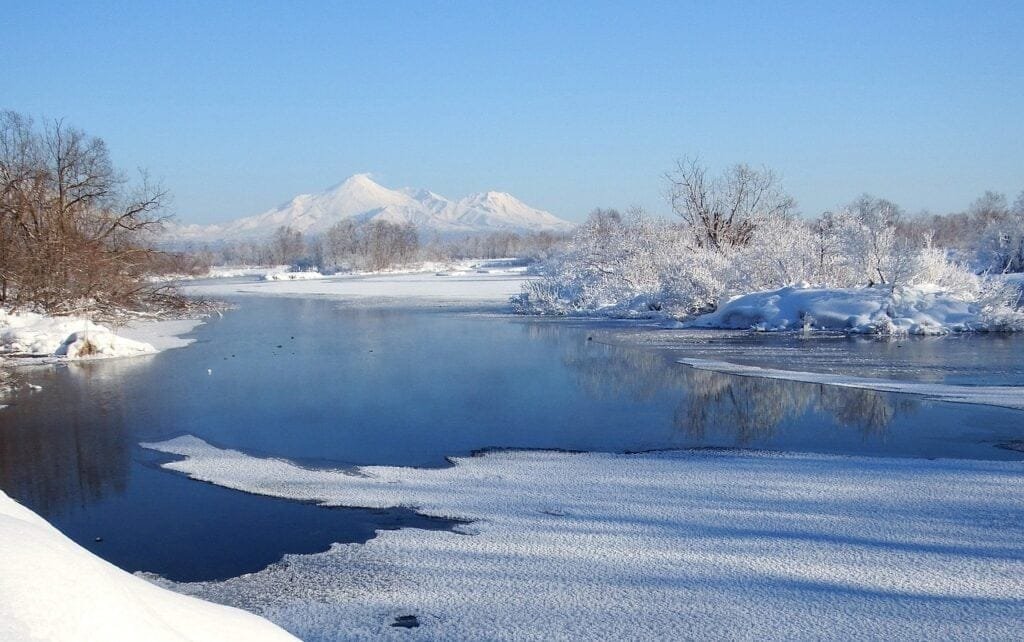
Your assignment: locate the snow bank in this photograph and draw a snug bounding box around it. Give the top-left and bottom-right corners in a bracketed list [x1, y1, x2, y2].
[688, 284, 1022, 334]
[143, 436, 1024, 641]
[262, 270, 328, 281]
[147, 266, 294, 282]
[0, 310, 157, 360]
[0, 490, 296, 642]
[185, 271, 529, 306]
[210, 265, 290, 279]
[118, 318, 206, 352]
[678, 357, 1024, 411]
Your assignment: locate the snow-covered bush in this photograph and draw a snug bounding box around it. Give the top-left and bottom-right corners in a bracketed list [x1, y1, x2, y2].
[513, 210, 728, 317]
[515, 187, 1022, 333]
[729, 214, 818, 291]
[978, 210, 1024, 273]
[920, 189, 1024, 275]
[513, 209, 814, 318]
[687, 283, 1024, 335]
[829, 197, 916, 287]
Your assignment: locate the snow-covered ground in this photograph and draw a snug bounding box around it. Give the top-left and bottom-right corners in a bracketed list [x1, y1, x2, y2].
[262, 270, 328, 281]
[0, 310, 204, 361]
[678, 357, 1024, 411]
[209, 265, 290, 279]
[184, 268, 528, 306]
[141, 435, 1024, 641]
[686, 284, 1024, 334]
[155, 259, 530, 284]
[0, 490, 296, 641]
[118, 318, 207, 352]
[147, 265, 293, 282]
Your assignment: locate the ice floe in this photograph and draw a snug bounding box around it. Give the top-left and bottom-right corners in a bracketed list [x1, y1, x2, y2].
[678, 357, 1024, 411]
[142, 435, 1024, 640]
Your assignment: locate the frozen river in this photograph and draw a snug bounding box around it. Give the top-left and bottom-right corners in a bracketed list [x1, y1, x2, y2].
[1, 292, 1022, 583]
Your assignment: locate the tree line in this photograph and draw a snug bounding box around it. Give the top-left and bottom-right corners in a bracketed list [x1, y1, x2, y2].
[186, 224, 565, 273]
[517, 157, 1023, 319]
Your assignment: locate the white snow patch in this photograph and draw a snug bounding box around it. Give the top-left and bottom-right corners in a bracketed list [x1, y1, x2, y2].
[142, 436, 1024, 641]
[0, 490, 297, 642]
[0, 310, 205, 361]
[677, 357, 1024, 411]
[184, 270, 528, 306]
[118, 318, 206, 352]
[147, 266, 299, 282]
[688, 284, 1020, 334]
[262, 270, 327, 281]
[210, 265, 290, 279]
[0, 310, 156, 360]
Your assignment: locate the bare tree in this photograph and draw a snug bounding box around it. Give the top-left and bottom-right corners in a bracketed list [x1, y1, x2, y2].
[362, 221, 418, 271]
[665, 157, 796, 250]
[0, 111, 170, 313]
[969, 191, 1010, 225]
[269, 226, 305, 265]
[324, 219, 359, 268]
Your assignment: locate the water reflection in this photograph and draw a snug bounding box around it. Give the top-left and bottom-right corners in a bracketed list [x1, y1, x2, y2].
[0, 357, 149, 516]
[549, 327, 921, 445]
[0, 304, 1020, 582]
[611, 327, 1024, 386]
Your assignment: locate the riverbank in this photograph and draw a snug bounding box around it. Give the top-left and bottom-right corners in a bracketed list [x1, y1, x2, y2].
[0, 311, 207, 363]
[182, 269, 528, 307]
[3, 278, 1023, 641]
[0, 490, 297, 641]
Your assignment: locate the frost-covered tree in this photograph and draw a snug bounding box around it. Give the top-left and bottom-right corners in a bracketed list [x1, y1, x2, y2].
[730, 213, 817, 290]
[515, 208, 695, 316]
[974, 191, 1024, 273]
[666, 158, 796, 250]
[832, 195, 916, 286]
[810, 212, 859, 286]
[969, 191, 1010, 226]
[515, 167, 1016, 325]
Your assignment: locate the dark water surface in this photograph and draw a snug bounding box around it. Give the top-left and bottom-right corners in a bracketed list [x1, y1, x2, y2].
[1, 297, 1022, 581]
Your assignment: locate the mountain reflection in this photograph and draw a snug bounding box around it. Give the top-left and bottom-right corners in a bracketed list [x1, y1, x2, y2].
[554, 331, 919, 444]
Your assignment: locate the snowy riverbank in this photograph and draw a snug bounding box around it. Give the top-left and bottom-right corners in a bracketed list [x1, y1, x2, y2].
[0, 310, 205, 361]
[183, 267, 529, 307]
[0, 490, 296, 641]
[141, 436, 1024, 640]
[153, 259, 531, 284]
[685, 284, 1024, 334]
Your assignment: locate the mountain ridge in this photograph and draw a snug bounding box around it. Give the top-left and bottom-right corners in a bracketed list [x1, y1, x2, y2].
[164, 174, 574, 242]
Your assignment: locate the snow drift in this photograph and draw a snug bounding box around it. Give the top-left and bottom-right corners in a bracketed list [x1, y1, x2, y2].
[262, 270, 327, 282]
[0, 490, 296, 641]
[0, 310, 157, 359]
[687, 284, 1024, 334]
[143, 436, 1024, 640]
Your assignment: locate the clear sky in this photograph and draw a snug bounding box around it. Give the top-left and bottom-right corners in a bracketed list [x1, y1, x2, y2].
[4, 1, 1022, 224]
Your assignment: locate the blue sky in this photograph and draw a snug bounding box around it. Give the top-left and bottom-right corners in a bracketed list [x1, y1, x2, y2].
[4, 1, 1022, 224]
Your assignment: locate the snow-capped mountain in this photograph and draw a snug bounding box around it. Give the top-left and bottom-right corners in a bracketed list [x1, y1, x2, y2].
[165, 174, 574, 242]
